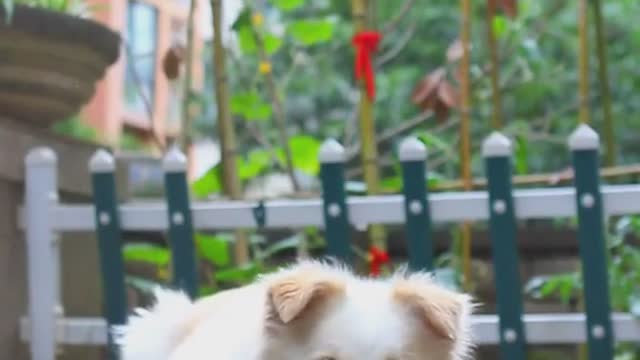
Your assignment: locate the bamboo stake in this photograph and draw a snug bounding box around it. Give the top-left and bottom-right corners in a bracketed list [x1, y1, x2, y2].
[592, 0, 615, 166]
[578, 0, 590, 125]
[211, 0, 249, 264]
[352, 0, 387, 250]
[459, 0, 473, 291]
[486, 0, 503, 129]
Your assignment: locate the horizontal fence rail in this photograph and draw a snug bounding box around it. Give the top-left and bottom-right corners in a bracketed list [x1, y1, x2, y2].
[21, 124, 640, 360]
[19, 313, 640, 346]
[46, 185, 640, 231]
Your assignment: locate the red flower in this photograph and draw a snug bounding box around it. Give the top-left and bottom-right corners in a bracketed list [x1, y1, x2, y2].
[367, 246, 390, 277]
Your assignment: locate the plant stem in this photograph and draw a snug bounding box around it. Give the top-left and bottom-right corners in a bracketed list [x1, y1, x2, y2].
[459, 0, 473, 291]
[592, 0, 615, 166]
[352, 0, 387, 250]
[211, 0, 249, 264]
[249, 21, 301, 192]
[578, 0, 590, 124]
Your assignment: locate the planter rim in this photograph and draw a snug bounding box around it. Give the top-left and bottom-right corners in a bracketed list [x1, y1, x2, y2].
[0, 4, 121, 65]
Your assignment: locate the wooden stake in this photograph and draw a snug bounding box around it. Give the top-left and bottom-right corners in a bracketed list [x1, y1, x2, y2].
[459, 0, 473, 291]
[352, 0, 387, 250]
[578, 0, 590, 125]
[592, 0, 615, 166]
[486, 0, 503, 130]
[211, 0, 249, 264]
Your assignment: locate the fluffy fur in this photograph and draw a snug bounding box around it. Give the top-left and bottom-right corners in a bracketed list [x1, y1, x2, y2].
[115, 260, 475, 360]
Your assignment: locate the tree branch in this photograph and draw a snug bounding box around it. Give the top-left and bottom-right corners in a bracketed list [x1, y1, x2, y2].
[375, 21, 417, 68]
[123, 42, 165, 150]
[345, 110, 434, 161]
[380, 0, 417, 34]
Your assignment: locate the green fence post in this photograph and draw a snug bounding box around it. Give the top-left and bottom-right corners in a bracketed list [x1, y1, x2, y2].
[319, 139, 352, 264]
[483, 132, 527, 359]
[399, 137, 433, 271]
[569, 124, 614, 360]
[163, 146, 198, 299]
[89, 149, 126, 360]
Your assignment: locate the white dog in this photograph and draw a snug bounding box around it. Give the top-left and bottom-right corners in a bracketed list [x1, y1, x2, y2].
[115, 260, 474, 360]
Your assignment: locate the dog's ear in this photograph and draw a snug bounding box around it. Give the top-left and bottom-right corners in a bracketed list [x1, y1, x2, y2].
[393, 279, 472, 341]
[265, 268, 345, 325]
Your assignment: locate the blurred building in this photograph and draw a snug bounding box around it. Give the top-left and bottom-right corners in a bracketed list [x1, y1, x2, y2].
[81, 0, 210, 148]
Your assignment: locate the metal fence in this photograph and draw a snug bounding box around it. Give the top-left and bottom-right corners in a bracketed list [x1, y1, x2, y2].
[21, 124, 640, 360]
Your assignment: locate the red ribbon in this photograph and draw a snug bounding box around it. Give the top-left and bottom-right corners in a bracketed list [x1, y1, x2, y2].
[352, 31, 382, 101]
[368, 246, 390, 277]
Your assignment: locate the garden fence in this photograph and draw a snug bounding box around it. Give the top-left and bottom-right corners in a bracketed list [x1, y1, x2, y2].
[20, 124, 640, 360]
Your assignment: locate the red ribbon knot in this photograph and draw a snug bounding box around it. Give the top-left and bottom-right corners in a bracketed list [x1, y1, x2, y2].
[352, 31, 382, 101]
[368, 246, 390, 277]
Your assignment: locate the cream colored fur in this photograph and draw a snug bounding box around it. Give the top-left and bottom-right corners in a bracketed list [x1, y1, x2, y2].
[115, 260, 475, 360]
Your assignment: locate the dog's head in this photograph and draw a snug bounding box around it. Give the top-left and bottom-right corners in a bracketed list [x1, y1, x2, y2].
[260, 261, 474, 360]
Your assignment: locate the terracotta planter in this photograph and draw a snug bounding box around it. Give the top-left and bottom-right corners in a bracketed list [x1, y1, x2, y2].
[0, 5, 120, 127]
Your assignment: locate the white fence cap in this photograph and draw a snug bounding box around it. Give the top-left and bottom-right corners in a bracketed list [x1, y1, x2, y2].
[25, 147, 57, 166]
[319, 139, 345, 163]
[568, 123, 600, 150]
[163, 145, 187, 172]
[89, 149, 115, 173]
[482, 131, 512, 157]
[399, 137, 427, 161]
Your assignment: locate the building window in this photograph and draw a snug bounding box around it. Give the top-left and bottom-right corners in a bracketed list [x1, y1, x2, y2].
[166, 18, 187, 131]
[123, 0, 158, 117]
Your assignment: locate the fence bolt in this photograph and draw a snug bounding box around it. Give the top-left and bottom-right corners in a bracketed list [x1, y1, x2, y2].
[592, 325, 605, 339]
[409, 199, 423, 215]
[503, 328, 518, 343]
[327, 203, 342, 218]
[493, 199, 507, 214]
[581, 193, 595, 208]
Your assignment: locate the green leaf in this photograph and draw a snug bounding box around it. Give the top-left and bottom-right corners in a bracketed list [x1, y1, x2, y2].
[381, 175, 402, 192]
[514, 134, 529, 174]
[215, 263, 262, 283]
[199, 285, 218, 297]
[236, 25, 281, 55]
[191, 165, 222, 198]
[289, 135, 321, 175]
[238, 26, 257, 54]
[196, 233, 230, 267]
[125, 275, 163, 295]
[230, 91, 272, 121]
[123, 243, 170, 266]
[492, 15, 508, 38]
[288, 19, 334, 46]
[262, 234, 303, 258]
[231, 8, 251, 31]
[239, 150, 272, 180]
[264, 33, 283, 55]
[272, 0, 304, 11]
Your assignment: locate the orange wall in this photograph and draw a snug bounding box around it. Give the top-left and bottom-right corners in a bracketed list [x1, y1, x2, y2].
[81, 0, 204, 148]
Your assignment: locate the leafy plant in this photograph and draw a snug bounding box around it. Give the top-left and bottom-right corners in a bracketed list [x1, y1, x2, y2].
[51, 116, 98, 142]
[122, 231, 320, 297]
[2, 0, 96, 22]
[525, 215, 640, 357]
